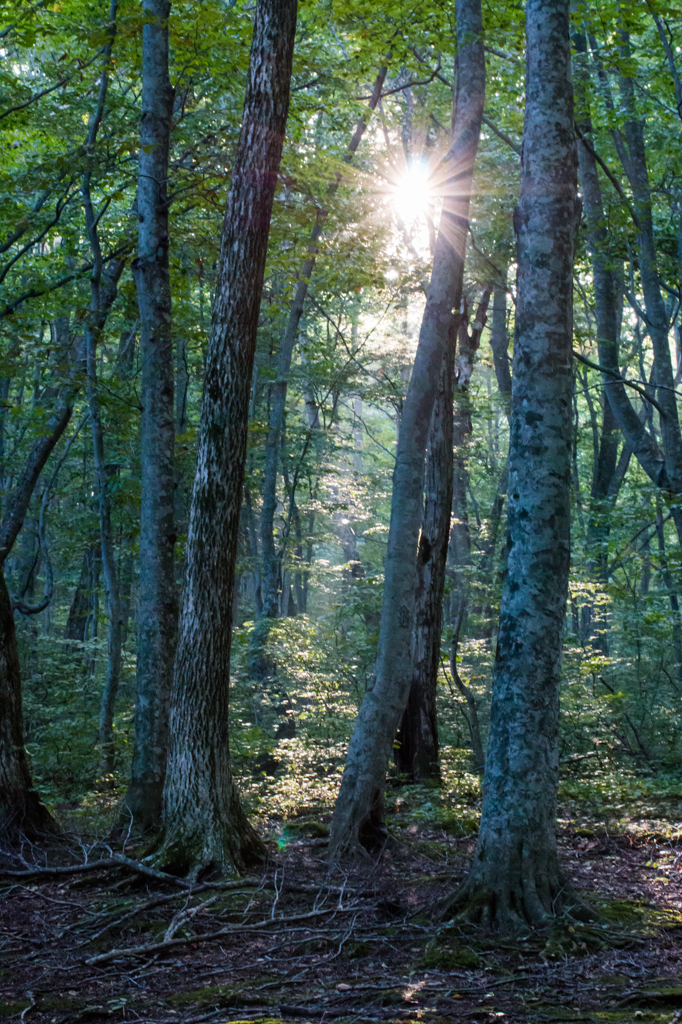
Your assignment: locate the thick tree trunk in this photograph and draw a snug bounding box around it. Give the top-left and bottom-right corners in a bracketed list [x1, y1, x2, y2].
[0, 384, 79, 833]
[156, 0, 297, 878]
[125, 0, 177, 832]
[329, 0, 485, 858]
[0, 566, 53, 836]
[445, 0, 580, 929]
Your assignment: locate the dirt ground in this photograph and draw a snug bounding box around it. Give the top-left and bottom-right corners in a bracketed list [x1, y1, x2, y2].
[2, 814, 682, 1024]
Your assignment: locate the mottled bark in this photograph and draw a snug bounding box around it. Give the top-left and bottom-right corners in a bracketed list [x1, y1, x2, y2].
[445, 0, 580, 929]
[329, 0, 485, 857]
[156, 0, 297, 877]
[125, 0, 177, 832]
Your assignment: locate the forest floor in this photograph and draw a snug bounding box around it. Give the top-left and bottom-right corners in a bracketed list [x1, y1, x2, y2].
[2, 784, 682, 1024]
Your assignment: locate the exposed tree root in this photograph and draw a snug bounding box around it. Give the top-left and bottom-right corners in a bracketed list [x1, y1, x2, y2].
[438, 836, 598, 933]
[0, 852, 195, 886]
[151, 817, 266, 882]
[0, 790, 58, 842]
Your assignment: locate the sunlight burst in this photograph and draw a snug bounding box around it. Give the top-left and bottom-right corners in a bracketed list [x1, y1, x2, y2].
[392, 160, 433, 225]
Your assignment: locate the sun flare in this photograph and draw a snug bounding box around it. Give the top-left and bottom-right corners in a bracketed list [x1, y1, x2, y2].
[392, 160, 433, 225]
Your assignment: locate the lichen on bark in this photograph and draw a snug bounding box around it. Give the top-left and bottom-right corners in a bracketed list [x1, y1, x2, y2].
[443, 0, 583, 930]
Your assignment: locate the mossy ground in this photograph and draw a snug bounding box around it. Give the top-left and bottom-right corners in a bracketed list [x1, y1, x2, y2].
[3, 771, 682, 1024]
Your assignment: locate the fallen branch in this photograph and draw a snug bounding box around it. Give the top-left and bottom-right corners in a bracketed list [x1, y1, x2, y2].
[0, 853, 194, 887]
[86, 905, 361, 964]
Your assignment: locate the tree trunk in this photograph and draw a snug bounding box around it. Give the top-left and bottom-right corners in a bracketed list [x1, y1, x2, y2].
[125, 0, 177, 832]
[155, 0, 297, 878]
[83, 263, 126, 773]
[65, 546, 96, 644]
[0, 383, 79, 833]
[0, 565, 54, 836]
[329, 0, 486, 858]
[445, 0, 580, 929]
[396, 290, 491, 781]
[80, 6, 125, 775]
[394, 326, 454, 783]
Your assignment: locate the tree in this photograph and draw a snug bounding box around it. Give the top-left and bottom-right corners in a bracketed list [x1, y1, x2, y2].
[0, 378, 80, 834]
[444, 0, 580, 929]
[155, 0, 298, 877]
[329, 0, 486, 857]
[125, 0, 178, 833]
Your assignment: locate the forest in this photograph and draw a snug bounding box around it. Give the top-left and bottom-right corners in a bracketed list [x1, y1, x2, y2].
[1, 0, 682, 1019]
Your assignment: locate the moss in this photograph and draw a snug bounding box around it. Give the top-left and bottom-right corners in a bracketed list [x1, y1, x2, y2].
[282, 820, 329, 838]
[342, 940, 371, 959]
[419, 939, 482, 969]
[380, 989, 404, 1006]
[167, 985, 240, 1008]
[0, 1003, 30, 1019]
[594, 898, 682, 931]
[625, 984, 682, 1007]
[593, 1013, 665, 1023]
[168, 985, 280, 1009]
[439, 815, 479, 836]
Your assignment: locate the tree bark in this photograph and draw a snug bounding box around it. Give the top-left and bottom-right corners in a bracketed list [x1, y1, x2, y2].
[125, 0, 177, 832]
[394, 318, 456, 783]
[65, 547, 95, 644]
[329, 0, 485, 858]
[444, 0, 580, 929]
[396, 290, 491, 781]
[84, 262, 126, 772]
[156, 0, 297, 878]
[0, 380, 81, 833]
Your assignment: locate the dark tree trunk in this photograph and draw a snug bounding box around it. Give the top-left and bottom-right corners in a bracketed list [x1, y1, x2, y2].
[125, 0, 178, 833]
[489, 283, 512, 401]
[394, 330, 454, 783]
[84, 261, 126, 772]
[156, 0, 297, 877]
[65, 545, 99, 645]
[396, 290, 491, 782]
[329, 0, 486, 858]
[0, 385, 79, 833]
[65, 548, 93, 644]
[445, 0, 580, 929]
[0, 566, 53, 836]
[447, 294, 491, 764]
[80, 5, 125, 775]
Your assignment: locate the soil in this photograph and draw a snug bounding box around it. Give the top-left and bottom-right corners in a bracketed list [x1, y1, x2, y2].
[1, 814, 682, 1024]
